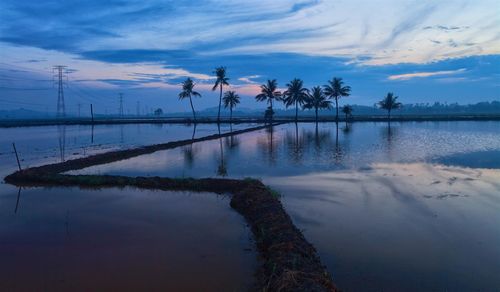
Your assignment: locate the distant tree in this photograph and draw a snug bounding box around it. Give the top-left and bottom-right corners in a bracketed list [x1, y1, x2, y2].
[342, 104, 353, 119]
[342, 104, 353, 126]
[324, 77, 351, 123]
[179, 78, 201, 121]
[283, 78, 309, 122]
[212, 66, 229, 122]
[303, 86, 332, 122]
[378, 92, 402, 120]
[264, 107, 274, 122]
[223, 91, 240, 122]
[255, 79, 282, 122]
[154, 108, 163, 116]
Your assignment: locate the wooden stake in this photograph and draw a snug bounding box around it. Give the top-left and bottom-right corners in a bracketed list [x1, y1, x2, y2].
[12, 143, 21, 171]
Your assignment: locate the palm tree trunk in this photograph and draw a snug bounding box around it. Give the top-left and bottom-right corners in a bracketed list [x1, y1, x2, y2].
[315, 107, 318, 123]
[270, 98, 273, 123]
[218, 84, 222, 122]
[295, 102, 298, 122]
[189, 96, 196, 121]
[335, 97, 339, 123]
[230, 108, 233, 123]
[345, 113, 348, 127]
[388, 109, 391, 121]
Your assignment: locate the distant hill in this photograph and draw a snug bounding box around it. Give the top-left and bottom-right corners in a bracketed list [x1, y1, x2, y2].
[0, 108, 53, 119]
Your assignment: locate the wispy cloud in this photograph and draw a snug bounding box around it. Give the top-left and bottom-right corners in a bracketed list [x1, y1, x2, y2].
[238, 75, 261, 84]
[388, 68, 466, 80]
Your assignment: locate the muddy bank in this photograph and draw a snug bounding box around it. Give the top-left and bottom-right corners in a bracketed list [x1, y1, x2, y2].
[6, 173, 337, 291]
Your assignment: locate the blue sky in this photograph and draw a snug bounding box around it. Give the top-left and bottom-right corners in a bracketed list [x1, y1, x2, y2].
[0, 0, 499, 114]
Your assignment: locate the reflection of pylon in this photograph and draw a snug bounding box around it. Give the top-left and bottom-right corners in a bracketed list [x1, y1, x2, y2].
[58, 125, 66, 162]
[119, 93, 124, 117]
[53, 65, 67, 117]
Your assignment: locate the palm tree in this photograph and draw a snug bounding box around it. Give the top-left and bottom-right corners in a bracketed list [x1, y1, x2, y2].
[303, 86, 332, 122]
[223, 91, 240, 122]
[342, 104, 353, 125]
[212, 66, 229, 122]
[283, 78, 308, 122]
[324, 77, 351, 123]
[378, 92, 402, 120]
[255, 79, 281, 122]
[178, 78, 201, 121]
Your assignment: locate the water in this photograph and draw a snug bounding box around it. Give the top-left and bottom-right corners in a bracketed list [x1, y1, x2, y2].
[0, 187, 254, 291]
[0, 123, 256, 291]
[0, 123, 254, 170]
[70, 121, 500, 291]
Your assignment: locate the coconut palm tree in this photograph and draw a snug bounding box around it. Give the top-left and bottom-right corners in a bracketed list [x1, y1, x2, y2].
[178, 78, 201, 121]
[212, 66, 229, 122]
[303, 86, 332, 122]
[223, 91, 240, 122]
[283, 78, 308, 122]
[255, 79, 281, 122]
[378, 92, 402, 121]
[324, 77, 351, 123]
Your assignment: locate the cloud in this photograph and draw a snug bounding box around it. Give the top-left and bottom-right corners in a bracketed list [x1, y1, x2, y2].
[238, 75, 261, 84]
[0, 0, 498, 66]
[388, 68, 466, 80]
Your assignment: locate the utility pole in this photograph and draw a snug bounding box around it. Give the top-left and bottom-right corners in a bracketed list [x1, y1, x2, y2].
[136, 101, 140, 116]
[118, 93, 124, 117]
[53, 65, 67, 117]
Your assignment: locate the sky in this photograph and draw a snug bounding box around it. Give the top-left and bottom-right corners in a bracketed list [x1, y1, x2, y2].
[0, 0, 499, 115]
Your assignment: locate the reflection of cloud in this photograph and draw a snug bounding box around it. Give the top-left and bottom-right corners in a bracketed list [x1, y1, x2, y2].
[388, 68, 466, 80]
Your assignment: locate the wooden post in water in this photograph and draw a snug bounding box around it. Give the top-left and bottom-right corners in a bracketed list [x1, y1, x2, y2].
[90, 104, 94, 123]
[12, 143, 21, 171]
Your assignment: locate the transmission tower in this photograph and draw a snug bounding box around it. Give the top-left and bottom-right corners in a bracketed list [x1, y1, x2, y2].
[118, 93, 124, 117]
[53, 65, 67, 117]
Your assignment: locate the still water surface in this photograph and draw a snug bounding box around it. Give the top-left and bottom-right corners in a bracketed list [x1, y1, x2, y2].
[72, 121, 500, 291]
[0, 123, 256, 291]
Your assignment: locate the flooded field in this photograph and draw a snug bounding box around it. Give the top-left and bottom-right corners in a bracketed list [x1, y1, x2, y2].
[2, 121, 500, 291]
[0, 187, 254, 291]
[70, 121, 500, 291]
[0, 123, 256, 291]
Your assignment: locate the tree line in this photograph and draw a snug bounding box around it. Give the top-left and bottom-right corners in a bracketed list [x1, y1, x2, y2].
[179, 66, 402, 122]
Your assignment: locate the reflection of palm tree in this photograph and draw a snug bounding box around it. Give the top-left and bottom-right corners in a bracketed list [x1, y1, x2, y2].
[225, 134, 240, 151]
[381, 123, 397, 157]
[179, 78, 201, 122]
[255, 79, 282, 122]
[257, 125, 277, 165]
[333, 123, 342, 164]
[183, 123, 198, 168]
[216, 125, 227, 177]
[378, 92, 402, 122]
[284, 123, 304, 163]
[283, 78, 308, 122]
[212, 66, 229, 123]
[324, 77, 351, 123]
